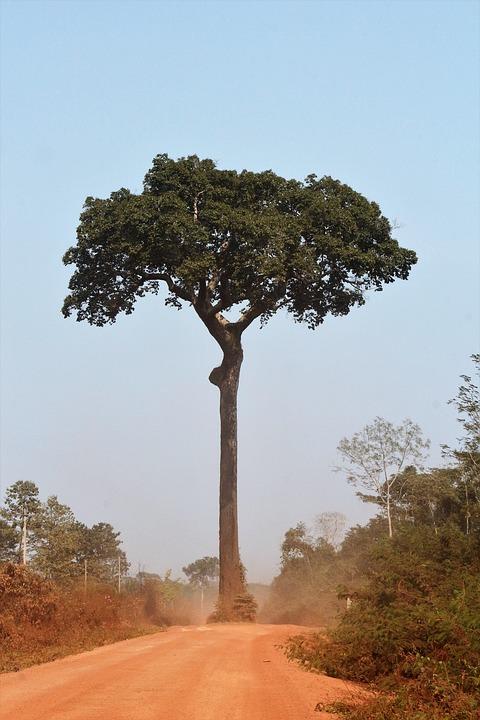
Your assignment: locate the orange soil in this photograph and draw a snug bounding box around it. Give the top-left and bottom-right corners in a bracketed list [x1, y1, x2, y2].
[0, 624, 365, 720]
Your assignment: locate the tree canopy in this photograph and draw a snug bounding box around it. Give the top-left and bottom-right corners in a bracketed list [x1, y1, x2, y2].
[182, 556, 219, 588]
[62, 154, 417, 333]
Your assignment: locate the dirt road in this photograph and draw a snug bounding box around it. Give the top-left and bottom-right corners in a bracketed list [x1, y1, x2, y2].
[0, 624, 362, 720]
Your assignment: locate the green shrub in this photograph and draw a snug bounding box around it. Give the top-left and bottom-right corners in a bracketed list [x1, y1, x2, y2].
[284, 524, 480, 718]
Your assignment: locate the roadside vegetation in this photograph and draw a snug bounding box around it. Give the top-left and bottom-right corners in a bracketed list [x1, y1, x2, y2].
[280, 356, 480, 719]
[2, 355, 477, 719]
[0, 473, 265, 672]
[0, 562, 158, 672]
[0, 483, 221, 671]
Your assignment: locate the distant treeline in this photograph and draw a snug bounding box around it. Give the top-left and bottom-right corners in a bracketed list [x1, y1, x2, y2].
[0, 482, 224, 621]
[0, 494, 224, 671]
[0, 482, 128, 585]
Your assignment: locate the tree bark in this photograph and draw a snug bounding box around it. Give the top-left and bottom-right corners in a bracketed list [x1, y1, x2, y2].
[209, 340, 246, 616]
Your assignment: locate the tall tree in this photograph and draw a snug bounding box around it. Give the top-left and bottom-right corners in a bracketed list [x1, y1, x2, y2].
[0, 481, 41, 563]
[443, 354, 480, 535]
[281, 523, 315, 568]
[78, 522, 128, 584]
[389, 466, 460, 533]
[0, 518, 18, 562]
[337, 417, 430, 537]
[62, 154, 417, 617]
[33, 496, 84, 581]
[265, 521, 339, 624]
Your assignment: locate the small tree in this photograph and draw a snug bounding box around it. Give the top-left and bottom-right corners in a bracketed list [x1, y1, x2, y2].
[337, 418, 430, 537]
[62, 154, 417, 617]
[281, 523, 315, 568]
[183, 556, 219, 616]
[449, 354, 480, 460]
[33, 496, 84, 581]
[182, 556, 219, 586]
[0, 518, 18, 562]
[266, 521, 339, 624]
[78, 522, 128, 585]
[443, 354, 480, 534]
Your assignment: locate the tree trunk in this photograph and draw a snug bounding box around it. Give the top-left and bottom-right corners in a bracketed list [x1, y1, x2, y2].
[465, 480, 470, 535]
[209, 342, 246, 617]
[386, 494, 393, 538]
[21, 513, 27, 565]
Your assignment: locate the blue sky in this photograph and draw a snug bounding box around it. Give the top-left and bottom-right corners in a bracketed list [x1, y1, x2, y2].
[1, 0, 479, 581]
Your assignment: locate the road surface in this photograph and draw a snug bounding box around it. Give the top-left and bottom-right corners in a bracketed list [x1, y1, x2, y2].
[0, 624, 363, 720]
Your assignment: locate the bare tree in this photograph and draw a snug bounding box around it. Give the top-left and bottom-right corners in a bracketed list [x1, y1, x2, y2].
[314, 512, 347, 549]
[337, 417, 430, 538]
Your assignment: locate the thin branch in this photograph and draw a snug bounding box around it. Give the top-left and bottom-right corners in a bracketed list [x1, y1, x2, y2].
[208, 277, 234, 316]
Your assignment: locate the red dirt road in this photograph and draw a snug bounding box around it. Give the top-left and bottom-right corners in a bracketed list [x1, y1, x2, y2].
[0, 624, 362, 720]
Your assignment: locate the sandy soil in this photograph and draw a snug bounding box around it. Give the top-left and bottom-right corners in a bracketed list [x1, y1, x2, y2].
[0, 624, 364, 720]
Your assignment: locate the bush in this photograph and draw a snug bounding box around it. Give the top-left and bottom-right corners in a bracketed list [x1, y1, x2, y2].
[313, 683, 479, 720]
[284, 524, 480, 718]
[208, 592, 258, 622]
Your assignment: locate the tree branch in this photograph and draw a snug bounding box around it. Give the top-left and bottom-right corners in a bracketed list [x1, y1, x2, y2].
[232, 303, 265, 332]
[208, 277, 234, 316]
[206, 239, 232, 311]
[193, 301, 233, 351]
[142, 273, 194, 303]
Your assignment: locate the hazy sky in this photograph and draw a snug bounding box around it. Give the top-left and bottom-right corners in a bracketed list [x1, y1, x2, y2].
[1, 0, 479, 583]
